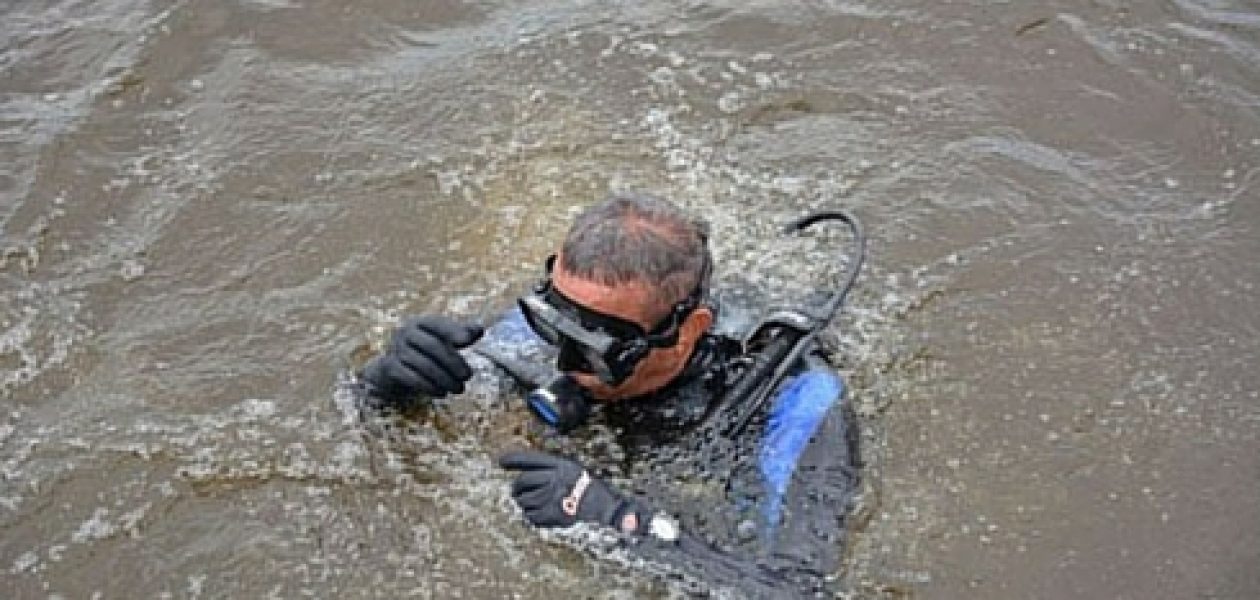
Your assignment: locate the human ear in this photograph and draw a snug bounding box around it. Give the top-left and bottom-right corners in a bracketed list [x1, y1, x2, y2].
[679, 306, 713, 349]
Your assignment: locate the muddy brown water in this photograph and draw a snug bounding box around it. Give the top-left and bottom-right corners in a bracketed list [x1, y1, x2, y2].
[3, 1, 1258, 598]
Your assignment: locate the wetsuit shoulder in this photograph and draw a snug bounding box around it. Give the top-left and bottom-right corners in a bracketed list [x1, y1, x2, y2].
[758, 355, 859, 579]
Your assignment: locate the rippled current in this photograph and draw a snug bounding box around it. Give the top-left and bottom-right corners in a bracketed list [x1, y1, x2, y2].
[3, 1, 1258, 598]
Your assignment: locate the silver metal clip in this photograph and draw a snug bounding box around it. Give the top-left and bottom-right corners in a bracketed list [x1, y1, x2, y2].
[562, 471, 591, 516]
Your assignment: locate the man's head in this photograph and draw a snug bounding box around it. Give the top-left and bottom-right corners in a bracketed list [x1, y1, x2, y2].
[523, 192, 713, 401]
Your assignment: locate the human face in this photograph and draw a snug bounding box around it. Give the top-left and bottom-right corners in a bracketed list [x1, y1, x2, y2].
[519, 255, 699, 386]
[549, 257, 712, 401]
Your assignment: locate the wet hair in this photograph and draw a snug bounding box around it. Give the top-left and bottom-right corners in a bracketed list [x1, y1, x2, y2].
[559, 192, 711, 313]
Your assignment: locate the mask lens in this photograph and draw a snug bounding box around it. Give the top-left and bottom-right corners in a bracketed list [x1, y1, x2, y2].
[518, 297, 564, 345]
[520, 252, 701, 388]
[559, 337, 631, 386]
[557, 339, 594, 373]
[520, 295, 629, 384]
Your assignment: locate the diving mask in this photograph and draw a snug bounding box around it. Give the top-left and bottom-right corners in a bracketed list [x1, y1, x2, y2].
[517, 254, 708, 386]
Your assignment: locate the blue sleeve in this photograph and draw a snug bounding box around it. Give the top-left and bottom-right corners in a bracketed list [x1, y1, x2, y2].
[752, 357, 859, 576]
[758, 362, 846, 529]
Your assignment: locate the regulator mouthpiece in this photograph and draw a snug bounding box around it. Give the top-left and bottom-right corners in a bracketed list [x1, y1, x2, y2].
[525, 374, 592, 433]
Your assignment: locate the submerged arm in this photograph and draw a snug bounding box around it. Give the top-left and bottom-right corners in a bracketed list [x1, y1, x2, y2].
[498, 450, 798, 595]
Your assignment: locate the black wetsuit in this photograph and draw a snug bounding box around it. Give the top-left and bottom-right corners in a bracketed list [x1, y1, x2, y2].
[355, 299, 859, 597]
[470, 295, 859, 596]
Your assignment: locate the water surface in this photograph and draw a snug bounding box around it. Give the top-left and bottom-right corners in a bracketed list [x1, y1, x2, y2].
[2, 1, 1258, 597]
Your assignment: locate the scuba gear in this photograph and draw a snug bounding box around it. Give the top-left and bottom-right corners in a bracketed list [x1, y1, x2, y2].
[647, 512, 682, 543]
[362, 316, 484, 405]
[517, 254, 710, 386]
[721, 210, 865, 437]
[474, 208, 863, 438]
[759, 367, 846, 527]
[471, 306, 735, 437]
[499, 450, 656, 535]
[469, 341, 596, 434]
[524, 374, 593, 433]
[346, 205, 863, 595]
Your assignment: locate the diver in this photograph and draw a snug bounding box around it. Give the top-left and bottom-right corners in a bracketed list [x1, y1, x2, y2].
[356, 192, 863, 595]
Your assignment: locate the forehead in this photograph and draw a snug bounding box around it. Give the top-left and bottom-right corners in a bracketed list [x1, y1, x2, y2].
[551, 259, 662, 330]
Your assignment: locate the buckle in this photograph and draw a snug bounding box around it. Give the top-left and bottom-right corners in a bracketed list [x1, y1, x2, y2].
[562, 471, 591, 516]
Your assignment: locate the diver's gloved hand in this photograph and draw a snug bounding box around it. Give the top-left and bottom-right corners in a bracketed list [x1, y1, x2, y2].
[499, 450, 652, 535]
[361, 315, 484, 405]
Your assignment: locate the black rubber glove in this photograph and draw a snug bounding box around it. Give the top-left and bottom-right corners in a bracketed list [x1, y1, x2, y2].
[499, 450, 652, 535]
[362, 316, 484, 405]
